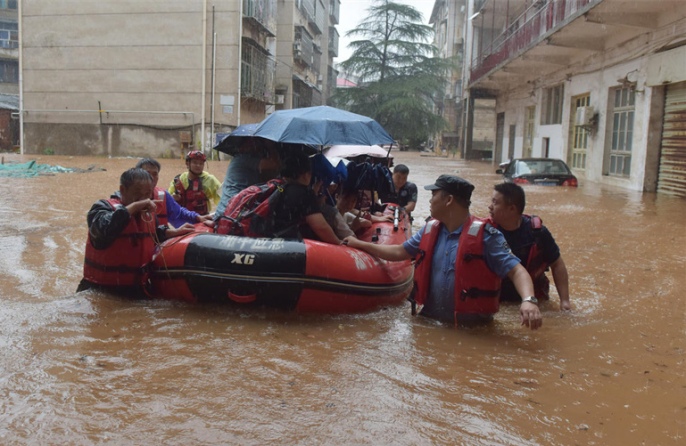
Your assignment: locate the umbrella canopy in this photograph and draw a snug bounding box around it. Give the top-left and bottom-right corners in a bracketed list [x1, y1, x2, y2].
[251, 106, 394, 146]
[213, 123, 261, 155]
[324, 144, 393, 160]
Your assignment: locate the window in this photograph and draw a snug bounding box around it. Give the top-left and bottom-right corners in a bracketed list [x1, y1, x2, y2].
[607, 87, 635, 177]
[0, 20, 18, 48]
[541, 84, 564, 125]
[0, 1, 17, 10]
[0, 59, 17, 83]
[571, 94, 590, 170]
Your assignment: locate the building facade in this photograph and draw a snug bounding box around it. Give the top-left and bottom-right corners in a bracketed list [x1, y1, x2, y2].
[20, 0, 339, 158]
[430, 0, 467, 156]
[462, 0, 686, 196]
[274, 0, 339, 111]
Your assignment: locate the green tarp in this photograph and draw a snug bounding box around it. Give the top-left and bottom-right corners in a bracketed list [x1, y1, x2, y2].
[0, 160, 76, 178]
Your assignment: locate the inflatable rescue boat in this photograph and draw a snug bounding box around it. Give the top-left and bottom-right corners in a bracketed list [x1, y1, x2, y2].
[148, 205, 413, 313]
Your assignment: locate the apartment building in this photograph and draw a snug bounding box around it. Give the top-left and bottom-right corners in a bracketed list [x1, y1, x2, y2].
[20, 0, 339, 158]
[274, 0, 339, 110]
[461, 0, 686, 196]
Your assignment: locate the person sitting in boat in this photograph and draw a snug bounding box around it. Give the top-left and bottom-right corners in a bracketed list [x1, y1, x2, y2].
[77, 168, 195, 296]
[169, 150, 222, 215]
[135, 158, 213, 228]
[271, 150, 342, 245]
[303, 181, 356, 240]
[336, 186, 371, 234]
[378, 164, 417, 217]
[214, 139, 281, 219]
[343, 174, 542, 330]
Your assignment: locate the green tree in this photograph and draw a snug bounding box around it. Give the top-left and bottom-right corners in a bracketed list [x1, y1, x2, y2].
[332, 0, 452, 148]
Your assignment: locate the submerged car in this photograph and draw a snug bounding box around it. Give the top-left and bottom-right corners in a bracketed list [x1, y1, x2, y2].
[496, 158, 578, 187]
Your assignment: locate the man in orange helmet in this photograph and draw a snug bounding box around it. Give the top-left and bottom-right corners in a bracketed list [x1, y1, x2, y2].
[169, 150, 222, 215]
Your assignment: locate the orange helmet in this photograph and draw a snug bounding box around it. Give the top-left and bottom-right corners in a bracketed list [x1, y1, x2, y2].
[185, 150, 207, 162]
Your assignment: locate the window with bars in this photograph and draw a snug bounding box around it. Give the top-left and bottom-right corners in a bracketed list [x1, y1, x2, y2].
[240, 39, 274, 101]
[607, 87, 635, 177]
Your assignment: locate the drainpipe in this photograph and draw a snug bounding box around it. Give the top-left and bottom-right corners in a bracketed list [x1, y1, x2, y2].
[200, 0, 207, 152]
[237, 0, 243, 128]
[18, 0, 23, 155]
[210, 5, 216, 158]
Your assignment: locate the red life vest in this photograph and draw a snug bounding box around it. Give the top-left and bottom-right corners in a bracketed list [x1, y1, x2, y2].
[174, 174, 208, 215]
[486, 214, 551, 301]
[82, 198, 157, 287]
[413, 216, 501, 319]
[153, 187, 168, 226]
[524, 214, 550, 300]
[215, 178, 286, 237]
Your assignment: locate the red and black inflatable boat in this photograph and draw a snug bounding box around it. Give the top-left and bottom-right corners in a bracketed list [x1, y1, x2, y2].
[148, 205, 413, 313]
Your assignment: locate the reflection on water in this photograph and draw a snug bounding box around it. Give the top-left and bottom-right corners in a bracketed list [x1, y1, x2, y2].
[0, 153, 683, 445]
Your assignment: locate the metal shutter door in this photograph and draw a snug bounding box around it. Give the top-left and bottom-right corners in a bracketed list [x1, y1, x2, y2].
[658, 82, 686, 197]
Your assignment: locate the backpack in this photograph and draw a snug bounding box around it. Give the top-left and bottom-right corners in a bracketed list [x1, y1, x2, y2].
[215, 178, 286, 237]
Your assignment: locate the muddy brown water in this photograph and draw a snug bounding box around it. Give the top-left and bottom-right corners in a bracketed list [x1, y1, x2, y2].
[0, 151, 683, 445]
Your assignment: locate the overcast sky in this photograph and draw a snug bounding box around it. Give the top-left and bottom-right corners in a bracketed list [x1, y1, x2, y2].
[336, 0, 436, 62]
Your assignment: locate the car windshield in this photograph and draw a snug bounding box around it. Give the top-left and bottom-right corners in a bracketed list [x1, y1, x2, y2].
[514, 160, 569, 175]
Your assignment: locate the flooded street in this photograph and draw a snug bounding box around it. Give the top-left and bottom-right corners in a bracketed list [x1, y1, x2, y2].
[0, 151, 684, 445]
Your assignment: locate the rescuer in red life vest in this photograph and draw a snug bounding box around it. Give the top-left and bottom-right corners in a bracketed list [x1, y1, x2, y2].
[169, 151, 222, 215]
[343, 174, 542, 329]
[135, 158, 213, 228]
[488, 182, 571, 311]
[77, 168, 195, 296]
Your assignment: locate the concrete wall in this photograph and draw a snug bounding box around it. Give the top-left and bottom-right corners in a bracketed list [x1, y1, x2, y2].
[21, 0, 241, 156]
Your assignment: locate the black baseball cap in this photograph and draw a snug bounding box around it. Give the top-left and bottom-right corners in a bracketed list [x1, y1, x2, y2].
[424, 175, 475, 202]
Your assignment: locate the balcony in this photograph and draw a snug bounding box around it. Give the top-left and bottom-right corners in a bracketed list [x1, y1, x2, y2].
[329, 0, 340, 25]
[328, 26, 339, 57]
[294, 26, 315, 67]
[241, 38, 275, 102]
[300, 0, 315, 22]
[242, 0, 277, 37]
[470, 0, 600, 86]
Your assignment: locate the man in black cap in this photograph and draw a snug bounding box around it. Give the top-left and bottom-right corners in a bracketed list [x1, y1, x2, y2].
[344, 174, 542, 329]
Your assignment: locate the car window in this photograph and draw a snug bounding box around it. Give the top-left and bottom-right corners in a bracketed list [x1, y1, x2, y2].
[516, 161, 532, 174]
[543, 160, 569, 174]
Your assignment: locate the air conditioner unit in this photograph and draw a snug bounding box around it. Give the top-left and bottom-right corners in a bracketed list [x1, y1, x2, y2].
[293, 42, 301, 53]
[274, 94, 285, 104]
[575, 106, 595, 126]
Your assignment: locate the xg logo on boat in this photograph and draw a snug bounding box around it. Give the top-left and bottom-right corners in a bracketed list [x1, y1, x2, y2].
[231, 253, 256, 265]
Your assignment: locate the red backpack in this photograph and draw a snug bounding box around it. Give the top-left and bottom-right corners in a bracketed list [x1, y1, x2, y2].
[215, 179, 286, 237]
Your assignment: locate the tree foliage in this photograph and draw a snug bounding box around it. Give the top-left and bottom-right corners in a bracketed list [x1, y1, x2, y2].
[332, 0, 453, 148]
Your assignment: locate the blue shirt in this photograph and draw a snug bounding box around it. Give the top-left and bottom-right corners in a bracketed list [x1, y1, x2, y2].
[403, 217, 520, 321]
[215, 153, 262, 217]
[164, 190, 199, 228]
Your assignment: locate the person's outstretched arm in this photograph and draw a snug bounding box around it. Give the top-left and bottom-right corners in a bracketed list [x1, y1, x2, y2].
[343, 236, 411, 262]
[550, 256, 571, 311]
[306, 213, 342, 245]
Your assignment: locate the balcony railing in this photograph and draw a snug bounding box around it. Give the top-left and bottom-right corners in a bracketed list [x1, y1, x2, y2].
[328, 26, 339, 57]
[300, 0, 315, 22]
[470, 0, 600, 84]
[241, 39, 275, 101]
[294, 26, 315, 67]
[329, 0, 340, 25]
[242, 0, 277, 37]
